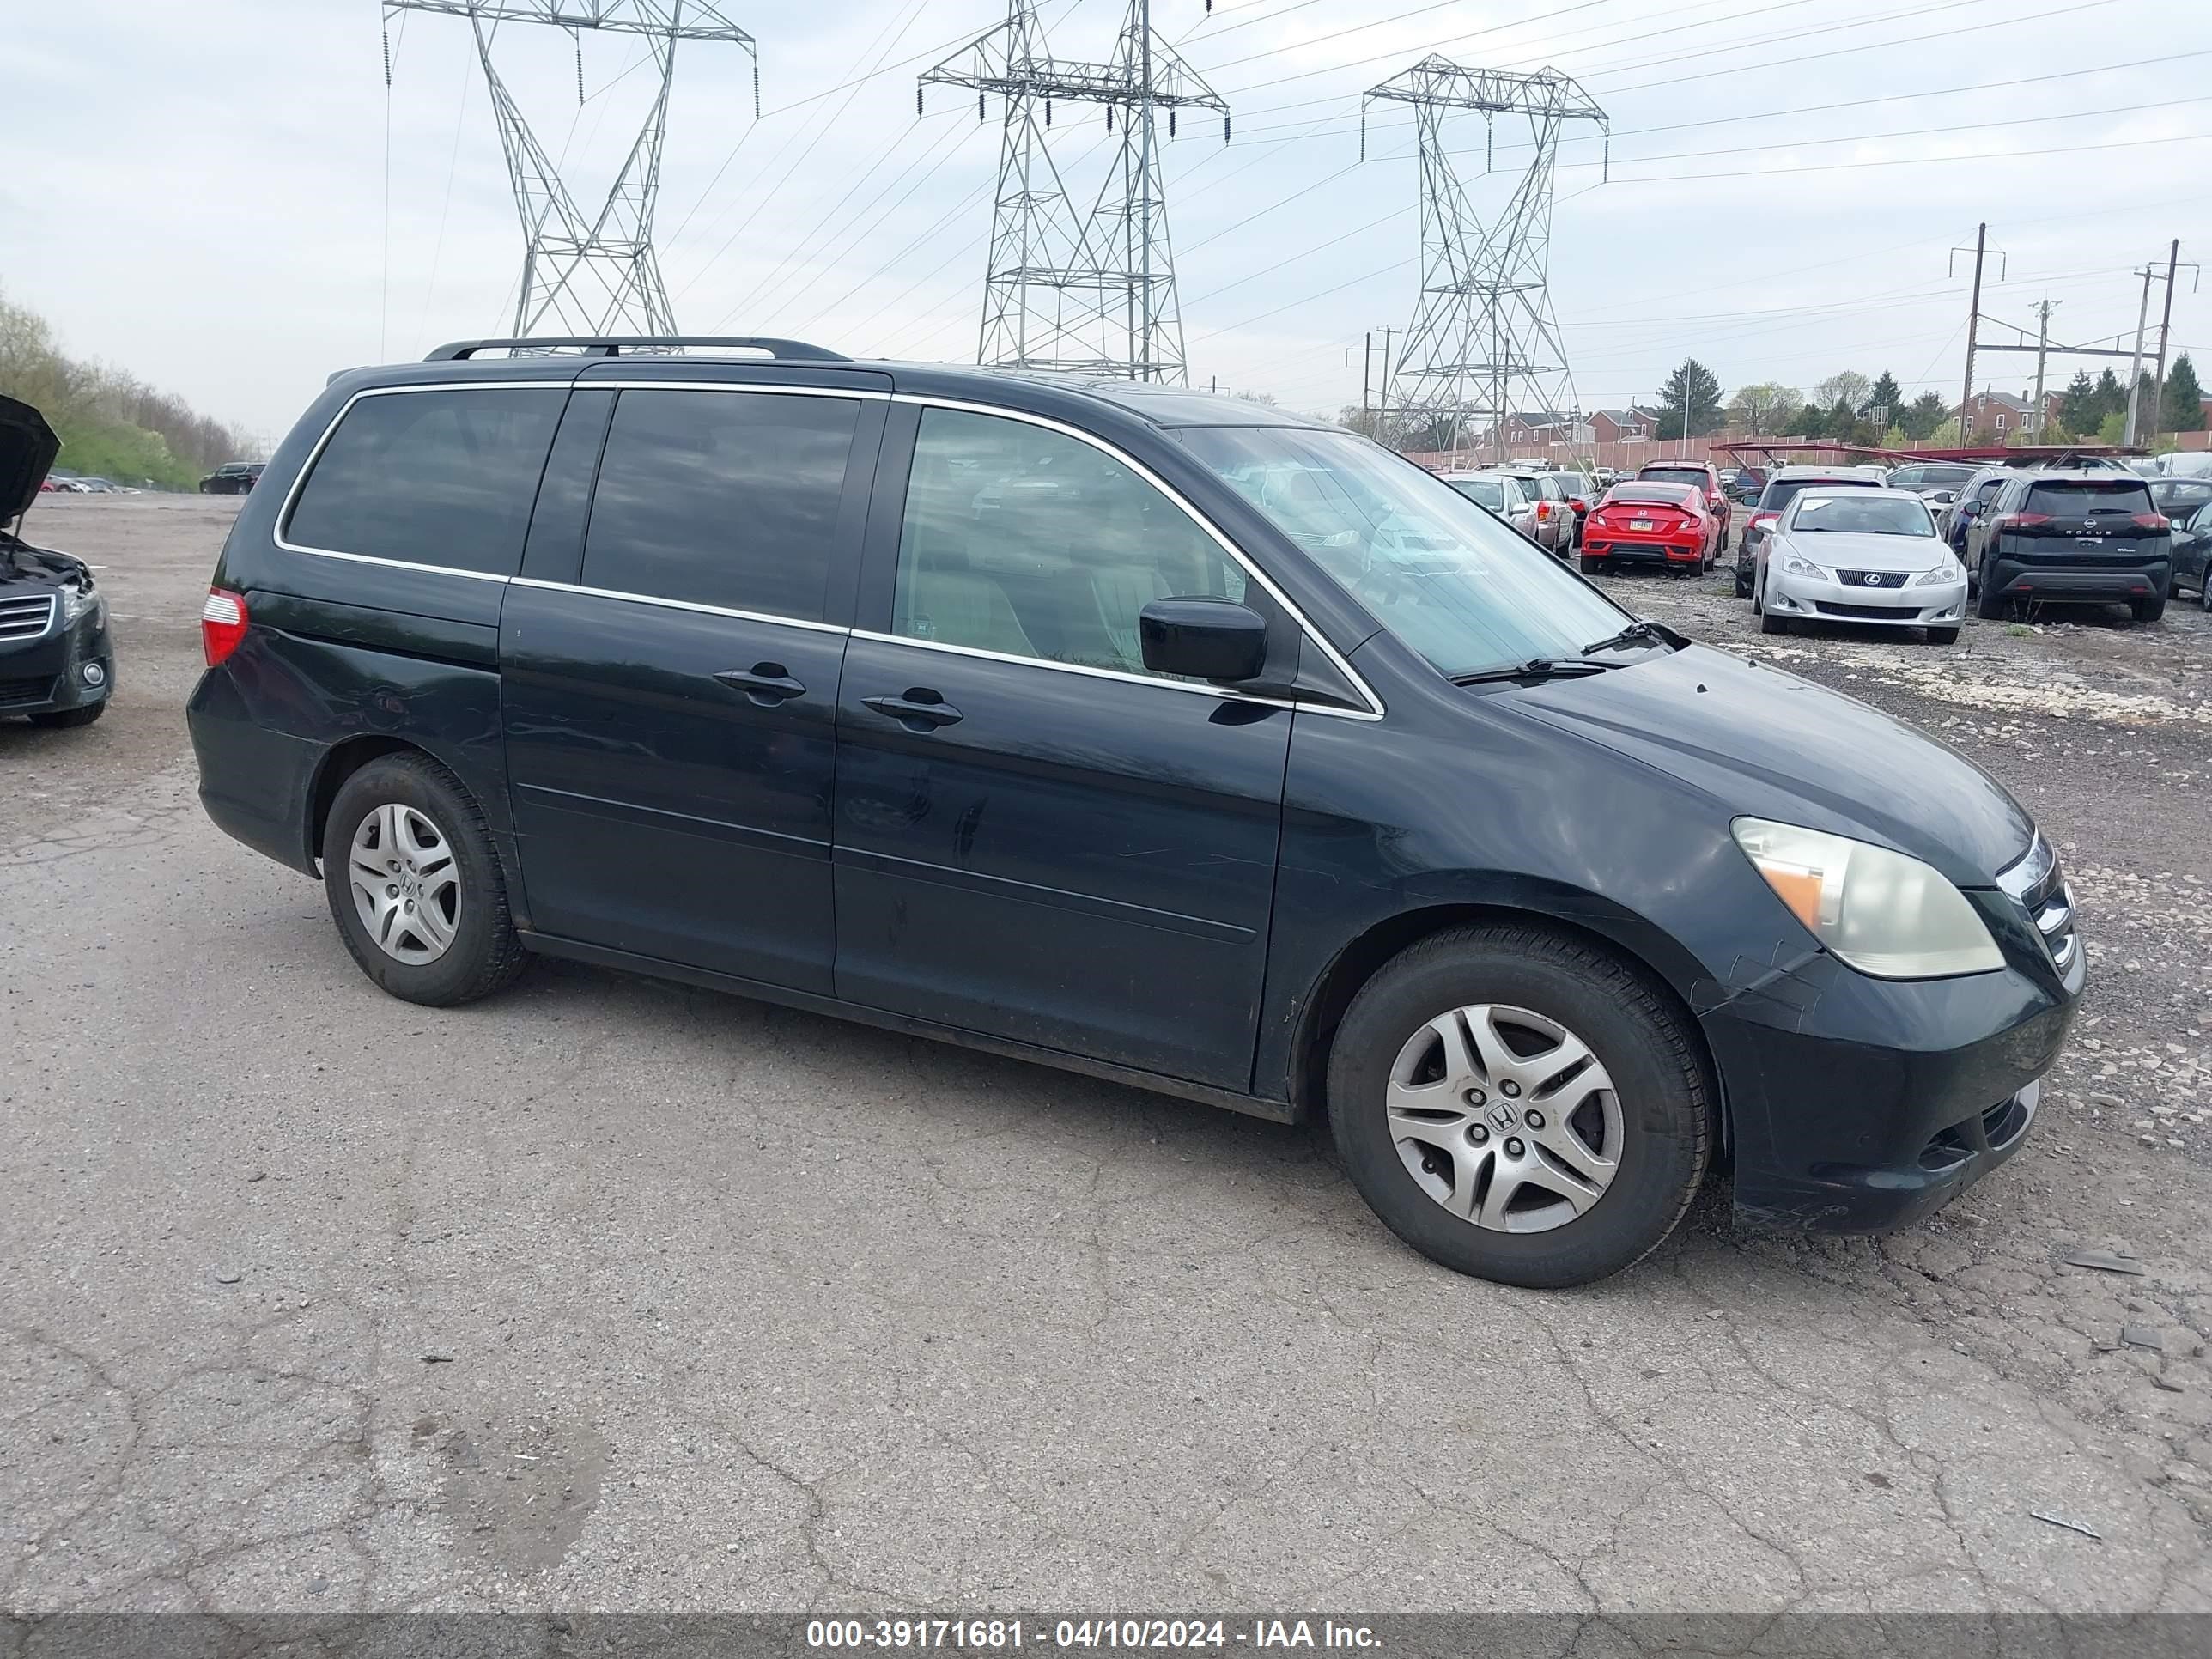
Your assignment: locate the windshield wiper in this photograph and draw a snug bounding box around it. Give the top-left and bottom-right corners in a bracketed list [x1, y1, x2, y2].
[1579, 618, 1687, 656]
[1450, 657, 1621, 687]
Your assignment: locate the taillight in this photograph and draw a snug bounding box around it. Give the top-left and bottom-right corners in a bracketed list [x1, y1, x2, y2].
[202, 587, 248, 666]
[1569, 497, 1587, 513]
[2134, 512, 2169, 530]
[1996, 513, 2051, 531]
[1535, 501, 1552, 521]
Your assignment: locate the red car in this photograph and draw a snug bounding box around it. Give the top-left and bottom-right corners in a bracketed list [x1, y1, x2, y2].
[1580, 483, 1717, 573]
[1637, 459, 1731, 549]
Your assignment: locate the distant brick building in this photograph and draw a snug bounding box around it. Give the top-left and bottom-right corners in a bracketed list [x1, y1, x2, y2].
[1591, 408, 1657, 445]
[1957, 389, 2063, 441]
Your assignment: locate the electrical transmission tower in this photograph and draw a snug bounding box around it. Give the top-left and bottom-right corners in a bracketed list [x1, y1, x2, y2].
[1364, 58, 1606, 459]
[921, 1, 1226, 382]
[383, 2, 757, 339]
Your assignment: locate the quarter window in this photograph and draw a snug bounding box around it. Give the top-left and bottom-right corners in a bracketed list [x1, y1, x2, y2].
[891, 408, 1248, 676]
[581, 388, 862, 622]
[285, 386, 566, 576]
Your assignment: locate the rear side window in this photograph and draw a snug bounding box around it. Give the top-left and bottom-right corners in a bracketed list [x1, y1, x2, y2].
[285, 386, 565, 575]
[2023, 480, 2153, 515]
[580, 388, 861, 622]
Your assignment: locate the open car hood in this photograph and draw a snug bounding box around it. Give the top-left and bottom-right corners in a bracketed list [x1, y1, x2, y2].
[1, 395, 61, 521]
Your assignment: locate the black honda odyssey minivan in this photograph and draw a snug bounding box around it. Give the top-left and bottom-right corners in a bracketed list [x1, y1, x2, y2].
[188, 337, 2084, 1287]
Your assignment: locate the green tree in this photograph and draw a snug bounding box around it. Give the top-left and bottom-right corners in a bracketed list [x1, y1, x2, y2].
[2057, 369, 2097, 437]
[1655, 357, 1726, 438]
[2163, 353, 2206, 432]
[1784, 401, 1829, 439]
[1863, 370, 1903, 428]
[1827, 397, 1865, 444]
[1725, 382, 1802, 435]
[1899, 391, 1950, 440]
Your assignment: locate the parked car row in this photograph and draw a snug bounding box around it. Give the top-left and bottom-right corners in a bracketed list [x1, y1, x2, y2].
[1735, 461, 2203, 632]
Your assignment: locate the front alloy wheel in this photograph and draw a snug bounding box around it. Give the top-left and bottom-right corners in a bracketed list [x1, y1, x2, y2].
[1327, 923, 1712, 1288]
[1387, 1004, 1622, 1232]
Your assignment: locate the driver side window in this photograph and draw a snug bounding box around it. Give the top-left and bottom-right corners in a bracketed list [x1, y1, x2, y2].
[892, 408, 1248, 678]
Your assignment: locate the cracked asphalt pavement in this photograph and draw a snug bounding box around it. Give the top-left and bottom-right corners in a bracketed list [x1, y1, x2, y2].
[3, 498, 2210, 1614]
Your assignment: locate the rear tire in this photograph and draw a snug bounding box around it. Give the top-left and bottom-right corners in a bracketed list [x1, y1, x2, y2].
[1325, 923, 1712, 1289]
[1578, 555, 1602, 574]
[321, 752, 528, 1007]
[1975, 563, 2007, 619]
[1927, 626, 1960, 646]
[2130, 594, 2166, 623]
[27, 702, 106, 729]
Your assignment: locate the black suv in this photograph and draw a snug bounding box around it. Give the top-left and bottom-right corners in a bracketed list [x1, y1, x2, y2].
[187, 336, 2083, 1288]
[200, 461, 264, 495]
[1967, 470, 2174, 621]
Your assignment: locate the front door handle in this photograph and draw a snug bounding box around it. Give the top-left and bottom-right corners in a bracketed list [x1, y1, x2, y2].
[715, 664, 806, 705]
[862, 690, 963, 730]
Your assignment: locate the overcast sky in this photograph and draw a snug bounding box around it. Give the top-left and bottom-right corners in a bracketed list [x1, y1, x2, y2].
[7, 0, 2209, 441]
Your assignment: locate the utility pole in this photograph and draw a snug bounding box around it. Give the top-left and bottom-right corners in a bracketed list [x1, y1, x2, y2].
[2148, 240, 2199, 449]
[2123, 264, 2154, 447]
[1375, 325, 1399, 444]
[1955, 223, 1988, 443]
[2030, 299, 2056, 438]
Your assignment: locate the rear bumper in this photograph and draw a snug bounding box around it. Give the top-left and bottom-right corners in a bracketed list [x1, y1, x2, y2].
[1985, 556, 2171, 601]
[186, 664, 325, 876]
[1585, 535, 1703, 563]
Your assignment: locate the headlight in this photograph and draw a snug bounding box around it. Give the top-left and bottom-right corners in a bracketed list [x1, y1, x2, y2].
[58, 581, 100, 626]
[1731, 817, 2004, 979]
[1912, 562, 1960, 586]
[1781, 554, 1831, 580]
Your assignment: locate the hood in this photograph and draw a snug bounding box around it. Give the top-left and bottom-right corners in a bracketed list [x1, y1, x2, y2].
[1779, 530, 1953, 573]
[1510, 645, 2033, 883]
[0, 395, 61, 521]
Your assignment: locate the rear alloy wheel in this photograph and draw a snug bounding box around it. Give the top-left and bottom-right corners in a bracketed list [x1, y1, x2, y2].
[1327, 924, 1711, 1288]
[322, 752, 527, 1006]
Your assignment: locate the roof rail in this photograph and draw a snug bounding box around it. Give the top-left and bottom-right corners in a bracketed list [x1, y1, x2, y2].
[424, 336, 851, 362]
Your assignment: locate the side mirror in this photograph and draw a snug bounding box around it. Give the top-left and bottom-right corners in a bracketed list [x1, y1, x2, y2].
[1139, 597, 1268, 683]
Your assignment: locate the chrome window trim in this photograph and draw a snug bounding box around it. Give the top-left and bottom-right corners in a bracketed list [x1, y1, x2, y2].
[509, 576, 848, 635]
[848, 628, 1375, 720]
[888, 392, 1387, 720]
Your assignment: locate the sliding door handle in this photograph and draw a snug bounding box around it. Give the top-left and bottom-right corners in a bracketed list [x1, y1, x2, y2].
[862, 690, 963, 730]
[714, 665, 806, 705]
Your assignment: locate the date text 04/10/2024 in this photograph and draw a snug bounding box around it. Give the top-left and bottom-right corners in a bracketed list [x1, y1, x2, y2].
[803, 1619, 1383, 1649]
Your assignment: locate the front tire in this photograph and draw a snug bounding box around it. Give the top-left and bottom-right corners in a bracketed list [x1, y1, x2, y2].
[1326, 924, 1712, 1289]
[27, 702, 106, 729]
[321, 752, 527, 1006]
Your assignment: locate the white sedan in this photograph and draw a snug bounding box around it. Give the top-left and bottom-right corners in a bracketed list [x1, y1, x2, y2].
[1751, 487, 1970, 646]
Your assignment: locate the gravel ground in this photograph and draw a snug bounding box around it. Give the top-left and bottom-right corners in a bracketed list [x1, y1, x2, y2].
[3, 497, 2209, 1615]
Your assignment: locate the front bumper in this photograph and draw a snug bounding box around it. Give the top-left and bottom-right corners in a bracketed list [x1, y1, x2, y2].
[0, 607, 115, 716]
[1705, 912, 2081, 1231]
[1766, 568, 1966, 627]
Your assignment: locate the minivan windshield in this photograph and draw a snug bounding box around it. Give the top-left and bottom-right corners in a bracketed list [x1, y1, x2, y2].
[1178, 426, 1633, 679]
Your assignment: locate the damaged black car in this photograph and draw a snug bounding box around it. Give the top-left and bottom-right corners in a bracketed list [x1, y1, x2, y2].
[2, 394, 114, 728]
